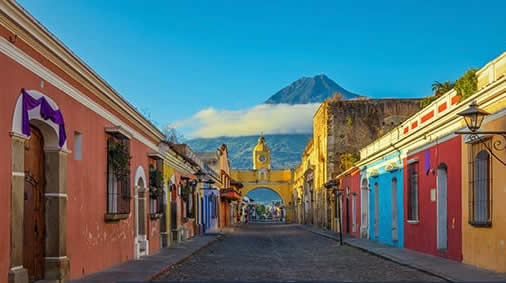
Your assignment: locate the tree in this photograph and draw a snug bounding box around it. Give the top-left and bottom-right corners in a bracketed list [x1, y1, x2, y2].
[338, 152, 358, 172]
[256, 204, 266, 216]
[163, 125, 184, 143]
[326, 92, 343, 103]
[431, 80, 455, 96]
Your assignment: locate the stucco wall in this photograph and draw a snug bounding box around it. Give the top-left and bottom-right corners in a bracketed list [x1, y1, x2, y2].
[339, 171, 361, 237]
[365, 153, 404, 247]
[462, 113, 506, 272]
[0, 40, 161, 280]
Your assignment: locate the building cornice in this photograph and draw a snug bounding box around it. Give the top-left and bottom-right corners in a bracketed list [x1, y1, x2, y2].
[357, 76, 506, 168]
[0, 1, 164, 141]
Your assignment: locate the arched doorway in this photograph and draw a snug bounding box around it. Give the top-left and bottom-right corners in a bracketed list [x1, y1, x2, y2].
[134, 166, 148, 259]
[437, 163, 448, 250]
[246, 188, 285, 222]
[10, 90, 69, 282]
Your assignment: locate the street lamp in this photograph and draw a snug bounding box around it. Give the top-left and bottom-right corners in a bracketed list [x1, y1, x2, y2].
[455, 101, 506, 166]
[324, 179, 343, 246]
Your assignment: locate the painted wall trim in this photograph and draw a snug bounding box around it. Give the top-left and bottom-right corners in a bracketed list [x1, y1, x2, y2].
[0, 36, 160, 150]
[0, 1, 164, 140]
[407, 158, 418, 165]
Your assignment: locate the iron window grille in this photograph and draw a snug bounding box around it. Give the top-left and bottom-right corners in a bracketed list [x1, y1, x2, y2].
[106, 135, 131, 215]
[469, 140, 493, 227]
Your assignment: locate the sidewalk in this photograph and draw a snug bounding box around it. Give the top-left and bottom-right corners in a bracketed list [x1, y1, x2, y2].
[71, 234, 221, 283]
[299, 225, 506, 282]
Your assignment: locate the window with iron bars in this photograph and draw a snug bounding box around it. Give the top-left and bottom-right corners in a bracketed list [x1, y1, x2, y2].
[106, 135, 131, 215]
[407, 162, 419, 221]
[149, 162, 164, 215]
[469, 140, 492, 227]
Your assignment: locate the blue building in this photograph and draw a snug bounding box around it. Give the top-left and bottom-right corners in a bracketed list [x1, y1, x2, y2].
[360, 152, 404, 247]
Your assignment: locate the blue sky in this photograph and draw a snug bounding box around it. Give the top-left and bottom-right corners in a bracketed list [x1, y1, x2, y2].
[18, 0, 506, 137]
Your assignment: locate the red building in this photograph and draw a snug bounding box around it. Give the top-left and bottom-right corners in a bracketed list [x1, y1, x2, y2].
[403, 136, 462, 261]
[337, 168, 361, 237]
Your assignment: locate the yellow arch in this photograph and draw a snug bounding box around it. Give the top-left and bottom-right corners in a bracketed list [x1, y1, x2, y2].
[231, 168, 294, 221]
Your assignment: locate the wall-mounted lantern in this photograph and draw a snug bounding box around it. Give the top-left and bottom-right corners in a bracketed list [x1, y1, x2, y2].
[455, 101, 506, 166]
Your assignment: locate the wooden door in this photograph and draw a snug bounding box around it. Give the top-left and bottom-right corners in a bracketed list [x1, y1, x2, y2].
[23, 126, 45, 281]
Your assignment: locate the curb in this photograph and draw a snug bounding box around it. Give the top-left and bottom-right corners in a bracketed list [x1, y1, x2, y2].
[297, 225, 452, 282]
[145, 235, 223, 282]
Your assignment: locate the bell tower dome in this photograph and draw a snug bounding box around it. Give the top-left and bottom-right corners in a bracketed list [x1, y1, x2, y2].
[253, 136, 271, 170]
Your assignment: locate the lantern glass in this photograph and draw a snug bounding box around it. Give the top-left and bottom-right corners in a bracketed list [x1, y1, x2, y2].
[458, 101, 490, 132]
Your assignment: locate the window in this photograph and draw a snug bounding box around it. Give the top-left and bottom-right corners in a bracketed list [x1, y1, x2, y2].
[186, 182, 196, 218]
[211, 195, 218, 218]
[106, 135, 131, 214]
[407, 162, 419, 221]
[149, 161, 164, 215]
[469, 143, 492, 226]
[74, 132, 82, 160]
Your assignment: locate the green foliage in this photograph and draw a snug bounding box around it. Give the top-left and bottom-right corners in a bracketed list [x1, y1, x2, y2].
[338, 152, 358, 172]
[256, 204, 266, 216]
[420, 95, 439, 108]
[346, 116, 353, 127]
[181, 183, 193, 199]
[431, 80, 455, 96]
[108, 139, 131, 181]
[149, 167, 163, 199]
[149, 187, 163, 199]
[455, 68, 478, 100]
[423, 69, 476, 109]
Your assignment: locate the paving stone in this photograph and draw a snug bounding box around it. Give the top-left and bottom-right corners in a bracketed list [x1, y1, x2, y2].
[157, 224, 443, 282]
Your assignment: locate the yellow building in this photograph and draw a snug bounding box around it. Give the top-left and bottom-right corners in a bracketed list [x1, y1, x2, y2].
[460, 52, 506, 272]
[231, 136, 294, 222]
[291, 103, 332, 227]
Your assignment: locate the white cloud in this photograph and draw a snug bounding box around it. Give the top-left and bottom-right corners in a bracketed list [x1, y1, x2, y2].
[172, 103, 320, 138]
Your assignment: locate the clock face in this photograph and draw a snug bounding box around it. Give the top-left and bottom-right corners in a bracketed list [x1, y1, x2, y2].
[258, 155, 266, 162]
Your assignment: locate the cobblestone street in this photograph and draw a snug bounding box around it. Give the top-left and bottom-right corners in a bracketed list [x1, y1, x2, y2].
[157, 224, 443, 282]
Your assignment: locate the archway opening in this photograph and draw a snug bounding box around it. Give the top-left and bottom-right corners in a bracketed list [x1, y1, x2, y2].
[246, 188, 285, 222]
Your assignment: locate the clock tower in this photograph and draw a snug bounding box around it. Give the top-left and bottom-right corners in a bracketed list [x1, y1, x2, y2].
[253, 136, 271, 170]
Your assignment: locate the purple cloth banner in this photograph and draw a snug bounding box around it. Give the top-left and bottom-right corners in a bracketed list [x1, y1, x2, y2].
[21, 89, 67, 147]
[424, 150, 430, 175]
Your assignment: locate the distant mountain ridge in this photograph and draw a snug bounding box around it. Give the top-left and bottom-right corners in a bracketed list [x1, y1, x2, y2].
[265, 74, 361, 104]
[186, 75, 362, 169]
[186, 134, 312, 169]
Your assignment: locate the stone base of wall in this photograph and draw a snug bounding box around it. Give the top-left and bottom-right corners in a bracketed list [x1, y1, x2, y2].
[8, 268, 28, 283]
